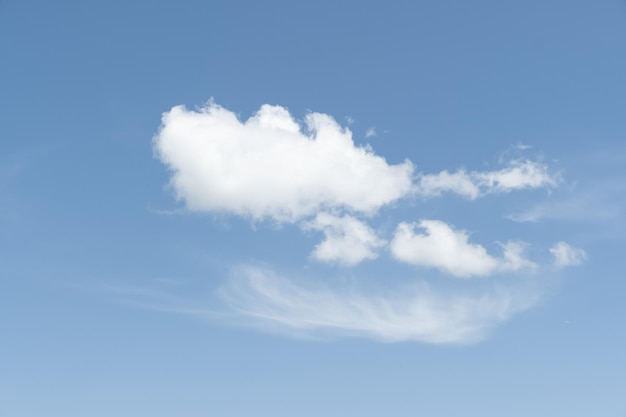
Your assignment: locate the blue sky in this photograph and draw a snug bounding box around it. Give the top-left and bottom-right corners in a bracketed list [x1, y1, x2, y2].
[1, 0, 626, 415]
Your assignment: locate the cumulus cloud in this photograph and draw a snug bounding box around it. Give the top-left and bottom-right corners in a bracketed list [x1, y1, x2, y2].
[416, 159, 558, 199]
[550, 242, 587, 268]
[390, 220, 535, 277]
[303, 213, 386, 266]
[216, 266, 541, 344]
[153, 102, 414, 222]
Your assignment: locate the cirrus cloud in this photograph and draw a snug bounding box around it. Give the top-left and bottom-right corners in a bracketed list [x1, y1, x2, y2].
[215, 265, 542, 344]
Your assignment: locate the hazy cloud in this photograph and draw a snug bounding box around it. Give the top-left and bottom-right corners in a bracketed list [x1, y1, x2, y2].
[550, 242, 587, 268]
[507, 183, 624, 224]
[216, 266, 541, 344]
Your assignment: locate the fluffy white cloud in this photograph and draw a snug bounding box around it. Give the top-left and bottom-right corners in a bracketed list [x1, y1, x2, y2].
[303, 213, 386, 266]
[390, 220, 535, 277]
[550, 241, 587, 268]
[216, 266, 540, 344]
[416, 159, 558, 199]
[153, 102, 414, 222]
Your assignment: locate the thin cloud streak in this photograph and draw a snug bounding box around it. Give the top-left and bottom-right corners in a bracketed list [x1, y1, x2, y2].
[215, 266, 543, 344]
[507, 184, 625, 224]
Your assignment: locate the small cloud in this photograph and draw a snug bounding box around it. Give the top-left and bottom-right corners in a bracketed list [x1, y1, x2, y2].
[390, 220, 535, 278]
[550, 242, 587, 268]
[415, 169, 481, 199]
[415, 159, 559, 199]
[303, 213, 386, 266]
[500, 241, 537, 272]
[365, 127, 377, 138]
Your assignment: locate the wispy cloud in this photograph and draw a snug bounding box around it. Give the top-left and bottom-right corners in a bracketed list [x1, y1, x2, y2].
[415, 159, 559, 199]
[550, 242, 587, 268]
[507, 182, 624, 224]
[214, 265, 543, 344]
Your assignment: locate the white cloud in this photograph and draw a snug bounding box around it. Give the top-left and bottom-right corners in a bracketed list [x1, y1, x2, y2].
[500, 241, 538, 271]
[476, 159, 558, 192]
[416, 159, 558, 199]
[550, 242, 587, 268]
[365, 127, 377, 138]
[390, 220, 535, 277]
[216, 266, 541, 344]
[153, 102, 414, 222]
[303, 213, 386, 266]
[416, 169, 481, 199]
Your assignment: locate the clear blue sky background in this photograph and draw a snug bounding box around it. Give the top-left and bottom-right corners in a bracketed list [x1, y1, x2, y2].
[1, 1, 626, 416]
